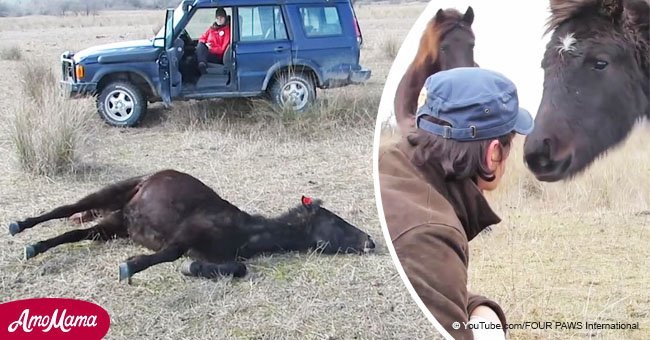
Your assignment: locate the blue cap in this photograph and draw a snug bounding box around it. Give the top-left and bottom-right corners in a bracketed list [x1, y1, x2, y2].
[415, 67, 534, 141]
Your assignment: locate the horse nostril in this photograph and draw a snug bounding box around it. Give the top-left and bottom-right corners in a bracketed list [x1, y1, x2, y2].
[525, 138, 554, 170]
[542, 138, 553, 157]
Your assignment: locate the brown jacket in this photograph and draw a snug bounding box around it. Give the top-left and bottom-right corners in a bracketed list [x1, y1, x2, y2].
[378, 139, 508, 340]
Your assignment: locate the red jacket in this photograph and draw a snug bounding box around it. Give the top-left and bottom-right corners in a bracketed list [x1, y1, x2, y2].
[199, 24, 230, 59]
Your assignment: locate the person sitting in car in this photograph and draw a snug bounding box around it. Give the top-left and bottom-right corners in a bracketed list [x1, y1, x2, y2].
[196, 7, 230, 74]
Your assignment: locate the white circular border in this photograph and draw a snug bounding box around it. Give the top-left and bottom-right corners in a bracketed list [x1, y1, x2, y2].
[373, 1, 550, 338]
[373, 2, 457, 338]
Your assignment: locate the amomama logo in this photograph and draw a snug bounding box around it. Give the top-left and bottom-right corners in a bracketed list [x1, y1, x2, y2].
[0, 298, 110, 340]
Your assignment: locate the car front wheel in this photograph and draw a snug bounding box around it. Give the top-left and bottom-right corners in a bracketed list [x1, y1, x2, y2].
[97, 81, 147, 127]
[269, 72, 316, 113]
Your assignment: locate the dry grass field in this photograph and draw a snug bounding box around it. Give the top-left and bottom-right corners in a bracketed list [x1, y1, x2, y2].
[379, 122, 650, 340]
[0, 3, 445, 340]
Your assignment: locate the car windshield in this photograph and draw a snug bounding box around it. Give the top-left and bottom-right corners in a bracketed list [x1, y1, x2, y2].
[153, 3, 187, 46]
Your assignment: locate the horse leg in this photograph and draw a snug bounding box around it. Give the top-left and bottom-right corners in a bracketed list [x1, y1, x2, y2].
[118, 245, 187, 283]
[9, 175, 144, 236]
[23, 211, 127, 260]
[179, 260, 247, 279]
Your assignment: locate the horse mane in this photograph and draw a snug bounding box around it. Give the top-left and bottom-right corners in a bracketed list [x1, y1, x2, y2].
[413, 8, 472, 67]
[546, 0, 649, 34]
[546, 0, 599, 35]
[545, 0, 649, 74]
[258, 199, 325, 226]
[625, 0, 650, 75]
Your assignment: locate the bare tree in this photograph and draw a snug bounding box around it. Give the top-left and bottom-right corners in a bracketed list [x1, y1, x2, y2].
[0, 2, 11, 17]
[82, 0, 101, 16]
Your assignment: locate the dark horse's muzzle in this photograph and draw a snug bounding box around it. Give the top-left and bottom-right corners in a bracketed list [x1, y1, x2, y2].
[363, 235, 376, 253]
[524, 132, 573, 182]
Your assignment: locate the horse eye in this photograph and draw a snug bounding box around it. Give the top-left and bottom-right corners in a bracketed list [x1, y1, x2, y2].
[440, 46, 448, 53]
[593, 60, 608, 70]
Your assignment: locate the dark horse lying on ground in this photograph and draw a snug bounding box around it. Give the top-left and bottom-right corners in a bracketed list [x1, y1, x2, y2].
[524, 0, 649, 182]
[394, 6, 477, 134]
[8, 170, 376, 282]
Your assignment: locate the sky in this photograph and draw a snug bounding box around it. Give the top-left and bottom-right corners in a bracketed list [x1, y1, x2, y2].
[377, 0, 553, 124]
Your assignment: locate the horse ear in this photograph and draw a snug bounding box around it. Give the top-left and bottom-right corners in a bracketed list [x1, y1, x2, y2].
[599, 0, 624, 20]
[434, 8, 446, 22]
[463, 6, 474, 25]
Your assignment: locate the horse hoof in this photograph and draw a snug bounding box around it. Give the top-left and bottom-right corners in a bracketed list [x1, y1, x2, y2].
[24, 245, 37, 260]
[180, 260, 197, 276]
[118, 263, 131, 282]
[9, 222, 21, 236]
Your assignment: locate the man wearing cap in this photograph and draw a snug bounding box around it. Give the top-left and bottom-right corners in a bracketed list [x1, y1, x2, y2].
[379, 67, 534, 340]
[197, 7, 231, 74]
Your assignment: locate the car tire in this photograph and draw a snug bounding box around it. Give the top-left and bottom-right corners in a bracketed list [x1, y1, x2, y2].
[97, 81, 147, 127]
[269, 72, 316, 113]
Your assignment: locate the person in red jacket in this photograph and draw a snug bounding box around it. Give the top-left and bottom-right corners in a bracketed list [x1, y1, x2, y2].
[197, 7, 231, 74]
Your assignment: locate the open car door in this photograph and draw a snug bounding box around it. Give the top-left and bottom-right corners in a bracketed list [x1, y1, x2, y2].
[159, 8, 184, 107]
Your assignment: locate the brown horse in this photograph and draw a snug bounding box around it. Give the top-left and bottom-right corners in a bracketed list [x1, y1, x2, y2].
[394, 6, 477, 134]
[524, 0, 649, 181]
[8, 170, 375, 282]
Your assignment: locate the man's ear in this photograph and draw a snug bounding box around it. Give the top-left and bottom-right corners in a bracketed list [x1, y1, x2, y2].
[485, 139, 503, 171]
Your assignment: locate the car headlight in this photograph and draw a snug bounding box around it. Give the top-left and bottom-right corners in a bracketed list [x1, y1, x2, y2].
[75, 65, 85, 80]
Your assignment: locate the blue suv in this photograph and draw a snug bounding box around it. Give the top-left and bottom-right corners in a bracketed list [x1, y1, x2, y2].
[60, 0, 370, 127]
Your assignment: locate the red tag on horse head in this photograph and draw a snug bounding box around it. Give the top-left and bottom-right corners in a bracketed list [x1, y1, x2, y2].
[301, 196, 313, 206]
